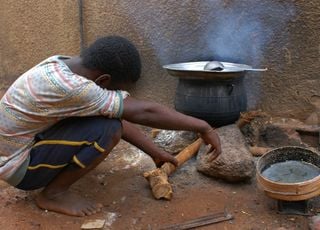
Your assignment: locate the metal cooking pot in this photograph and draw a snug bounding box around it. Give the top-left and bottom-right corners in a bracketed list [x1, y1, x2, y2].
[163, 61, 254, 126]
[163, 61, 265, 80]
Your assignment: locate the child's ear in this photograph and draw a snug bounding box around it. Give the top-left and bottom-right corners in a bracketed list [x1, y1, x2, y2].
[95, 74, 111, 86]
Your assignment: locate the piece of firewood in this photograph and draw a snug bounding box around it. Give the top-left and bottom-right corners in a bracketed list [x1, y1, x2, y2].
[143, 138, 203, 200]
[236, 110, 267, 128]
[248, 146, 271, 157]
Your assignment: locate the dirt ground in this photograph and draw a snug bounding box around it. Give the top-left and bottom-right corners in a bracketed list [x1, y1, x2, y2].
[0, 140, 314, 230]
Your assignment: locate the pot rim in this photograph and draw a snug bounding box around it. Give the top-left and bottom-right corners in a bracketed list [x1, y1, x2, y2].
[163, 61, 250, 80]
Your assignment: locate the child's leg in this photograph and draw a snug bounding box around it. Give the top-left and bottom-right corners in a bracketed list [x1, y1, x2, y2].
[36, 129, 121, 217]
[16, 116, 122, 216]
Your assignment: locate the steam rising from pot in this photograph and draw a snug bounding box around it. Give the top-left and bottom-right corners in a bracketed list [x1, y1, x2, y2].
[118, 0, 296, 66]
[117, 0, 296, 108]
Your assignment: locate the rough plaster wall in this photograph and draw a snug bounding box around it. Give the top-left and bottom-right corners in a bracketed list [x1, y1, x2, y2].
[259, 1, 320, 118]
[82, 0, 180, 106]
[0, 0, 319, 119]
[0, 0, 80, 88]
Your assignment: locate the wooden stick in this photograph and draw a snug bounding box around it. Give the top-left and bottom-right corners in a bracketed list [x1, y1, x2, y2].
[160, 212, 233, 230]
[143, 138, 203, 200]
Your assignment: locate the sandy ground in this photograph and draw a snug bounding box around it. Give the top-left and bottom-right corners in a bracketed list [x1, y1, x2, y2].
[0, 140, 314, 230]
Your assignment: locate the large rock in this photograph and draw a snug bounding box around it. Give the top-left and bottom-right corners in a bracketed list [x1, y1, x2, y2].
[240, 114, 313, 148]
[196, 124, 255, 182]
[258, 124, 304, 147]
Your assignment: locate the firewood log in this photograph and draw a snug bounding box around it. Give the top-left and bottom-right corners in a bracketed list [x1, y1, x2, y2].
[143, 138, 203, 200]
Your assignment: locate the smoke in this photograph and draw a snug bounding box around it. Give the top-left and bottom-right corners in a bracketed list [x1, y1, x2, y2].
[116, 0, 296, 108]
[201, 0, 296, 66]
[118, 0, 296, 66]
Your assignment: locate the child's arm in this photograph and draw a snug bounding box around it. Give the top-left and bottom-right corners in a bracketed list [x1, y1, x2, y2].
[121, 120, 178, 167]
[122, 97, 221, 160]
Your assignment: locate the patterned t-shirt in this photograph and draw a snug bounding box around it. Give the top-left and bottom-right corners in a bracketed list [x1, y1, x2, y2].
[0, 55, 128, 185]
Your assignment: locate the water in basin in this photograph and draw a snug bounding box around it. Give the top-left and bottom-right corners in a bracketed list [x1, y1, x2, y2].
[262, 160, 320, 183]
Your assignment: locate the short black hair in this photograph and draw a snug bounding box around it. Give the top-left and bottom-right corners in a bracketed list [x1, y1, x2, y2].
[81, 36, 141, 83]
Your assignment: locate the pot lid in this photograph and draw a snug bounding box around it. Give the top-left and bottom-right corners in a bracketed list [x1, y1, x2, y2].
[163, 61, 252, 80]
[163, 61, 253, 73]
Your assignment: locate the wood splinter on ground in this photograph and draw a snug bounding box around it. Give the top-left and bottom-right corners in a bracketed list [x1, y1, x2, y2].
[143, 138, 203, 200]
[81, 219, 106, 229]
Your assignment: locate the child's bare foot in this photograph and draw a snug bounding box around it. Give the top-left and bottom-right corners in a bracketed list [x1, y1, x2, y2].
[35, 191, 103, 216]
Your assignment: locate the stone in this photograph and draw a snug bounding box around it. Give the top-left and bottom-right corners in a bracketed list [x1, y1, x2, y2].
[239, 114, 270, 147]
[271, 118, 319, 149]
[309, 215, 320, 230]
[196, 124, 255, 182]
[240, 114, 309, 148]
[258, 124, 304, 147]
[153, 130, 197, 154]
[305, 112, 319, 126]
[305, 95, 320, 126]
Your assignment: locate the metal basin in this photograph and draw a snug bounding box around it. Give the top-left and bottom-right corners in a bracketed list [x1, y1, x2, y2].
[256, 146, 320, 201]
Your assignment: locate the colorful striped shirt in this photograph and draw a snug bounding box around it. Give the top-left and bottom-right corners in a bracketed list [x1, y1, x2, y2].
[0, 55, 128, 185]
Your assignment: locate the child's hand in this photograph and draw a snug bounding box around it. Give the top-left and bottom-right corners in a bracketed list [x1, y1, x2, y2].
[153, 152, 178, 167]
[199, 128, 222, 161]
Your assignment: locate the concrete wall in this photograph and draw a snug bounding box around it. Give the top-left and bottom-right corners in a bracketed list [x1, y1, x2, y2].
[1, 0, 319, 120]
